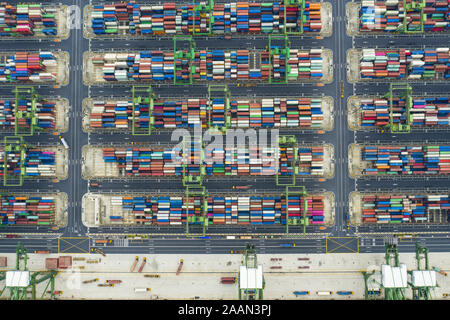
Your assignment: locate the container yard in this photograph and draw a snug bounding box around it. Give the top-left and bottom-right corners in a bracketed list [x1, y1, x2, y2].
[82, 95, 334, 132]
[350, 191, 450, 225]
[347, 48, 450, 82]
[347, 95, 450, 131]
[81, 144, 334, 179]
[0, 145, 68, 180]
[0, 51, 69, 86]
[0, 3, 70, 39]
[82, 1, 332, 38]
[82, 48, 333, 85]
[346, 0, 450, 36]
[0, 96, 69, 133]
[0, 192, 67, 227]
[349, 143, 450, 178]
[81, 191, 335, 227]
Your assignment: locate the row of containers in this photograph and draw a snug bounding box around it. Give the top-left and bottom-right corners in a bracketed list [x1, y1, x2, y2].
[82, 96, 333, 132]
[83, 49, 333, 84]
[0, 51, 69, 86]
[0, 96, 68, 133]
[82, 192, 334, 227]
[347, 48, 450, 81]
[350, 192, 450, 224]
[0, 146, 67, 179]
[347, 0, 450, 35]
[349, 144, 450, 178]
[0, 193, 66, 226]
[81, 144, 335, 179]
[0, 3, 69, 39]
[85, 1, 330, 37]
[3, 189, 448, 227]
[347, 95, 450, 130]
[3, 1, 449, 39]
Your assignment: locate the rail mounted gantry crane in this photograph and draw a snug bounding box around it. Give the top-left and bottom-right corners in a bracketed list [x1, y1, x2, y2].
[0, 242, 57, 300]
[192, 0, 214, 36]
[208, 84, 231, 132]
[131, 85, 154, 136]
[284, 0, 306, 35]
[2, 135, 25, 187]
[382, 83, 413, 133]
[268, 35, 291, 84]
[238, 244, 265, 300]
[174, 36, 196, 85]
[13, 86, 39, 136]
[399, 0, 426, 34]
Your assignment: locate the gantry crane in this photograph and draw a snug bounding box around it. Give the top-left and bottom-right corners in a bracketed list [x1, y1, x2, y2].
[400, 0, 426, 34]
[208, 84, 231, 132]
[383, 240, 407, 300]
[173, 36, 196, 85]
[408, 242, 436, 300]
[238, 244, 265, 300]
[0, 242, 57, 300]
[3, 136, 25, 186]
[382, 83, 412, 133]
[268, 35, 291, 84]
[284, 0, 306, 35]
[131, 85, 154, 136]
[185, 185, 209, 237]
[13, 86, 39, 136]
[192, 0, 214, 36]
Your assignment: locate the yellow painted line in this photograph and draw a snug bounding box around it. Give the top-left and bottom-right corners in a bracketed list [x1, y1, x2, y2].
[58, 237, 91, 254]
[326, 237, 359, 254]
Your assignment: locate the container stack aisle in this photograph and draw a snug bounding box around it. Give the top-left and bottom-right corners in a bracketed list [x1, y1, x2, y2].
[0, 3, 70, 39]
[347, 0, 450, 35]
[84, 1, 332, 38]
[83, 48, 333, 84]
[347, 95, 450, 130]
[82, 96, 333, 131]
[350, 192, 450, 224]
[82, 192, 335, 227]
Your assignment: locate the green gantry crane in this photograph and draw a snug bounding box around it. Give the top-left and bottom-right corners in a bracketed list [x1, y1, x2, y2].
[382, 83, 412, 133]
[399, 0, 426, 34]
[238, 244, 265, 300]
[268, 35, 291, 84]
[185, 185, 209, 237]
[284, 0, 305, 35]
[383, 241, 407, 300]
[131, 85, 154, 135]
[173, 36, 196, 85]
[3, 136, 25, 187]
[276, 135, 298, 186]
[0, 242, 57, 300]
[208, 84, 231, 132]
[192, 0, 214, 36]
[285, 185, 309, 236]
[408, 242, 436, 300]
[182, 135, 205, 187]
[13, 86, 39, 136]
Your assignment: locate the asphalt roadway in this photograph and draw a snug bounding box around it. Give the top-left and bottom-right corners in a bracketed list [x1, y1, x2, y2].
[0, 0, 449, 257]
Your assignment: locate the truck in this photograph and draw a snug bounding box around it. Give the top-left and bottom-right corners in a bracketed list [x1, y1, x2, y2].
[176, 259, 184, 275]
[106, 280, 122, 284]
[144, 274, 160, 278]
[240, 236, 252, 239]
[293, 291, 310, 296]
[199, 236, 210, 239]
[35, 250, 50, 254]
[226, 236, 236, 240]
[60, 136, 69, 149]
[433, 267, 448, 277]
[337, 291, 353, 296]
[232, 185, 250, 190]
[6, 234, 19, 238]
[98, 283, 114, 287]
[94, 248, 106, 257]
[220, 277, 236, 284]
[135, 288, 151, 293]
[130, 256, 139, 272]
[82, 278, 99, 284]
[270, 266, 282, 269]
[280, 243, 296, 248]
[138, 257, 147, 273]
[317, 291, 333, 296]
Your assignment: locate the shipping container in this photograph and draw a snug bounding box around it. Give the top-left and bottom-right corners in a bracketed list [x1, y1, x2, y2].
[86, 48, 330, 84]
[0, 194, 56, 226]
[356, 48, 450, 80]
[0, 3, 65, 38]
[84, 96, 329, 131]
[357, 193, 450, 224]
[357, 0, 450, 34]
[351, 96, 450, 130]
[87, 1, 323, 37]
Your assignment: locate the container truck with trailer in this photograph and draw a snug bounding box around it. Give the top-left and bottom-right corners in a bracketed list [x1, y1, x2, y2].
[130, 256, 139, 272]
[280, 243, 296, 248]
[337, 291, 353, 295]
[317, 291, 333, 296]
[294, 291, 310, 296]
[135, 288, 151, 293]
[176, 259, 184, 275]
[220, 277, 236, 284]
[138, 257, 147, 273]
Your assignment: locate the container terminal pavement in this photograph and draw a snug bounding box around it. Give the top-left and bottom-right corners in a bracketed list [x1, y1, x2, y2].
[0, 0, 449, 303]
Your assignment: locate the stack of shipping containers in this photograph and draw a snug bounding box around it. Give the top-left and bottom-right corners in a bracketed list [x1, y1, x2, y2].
[350, 0, 450, 231]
